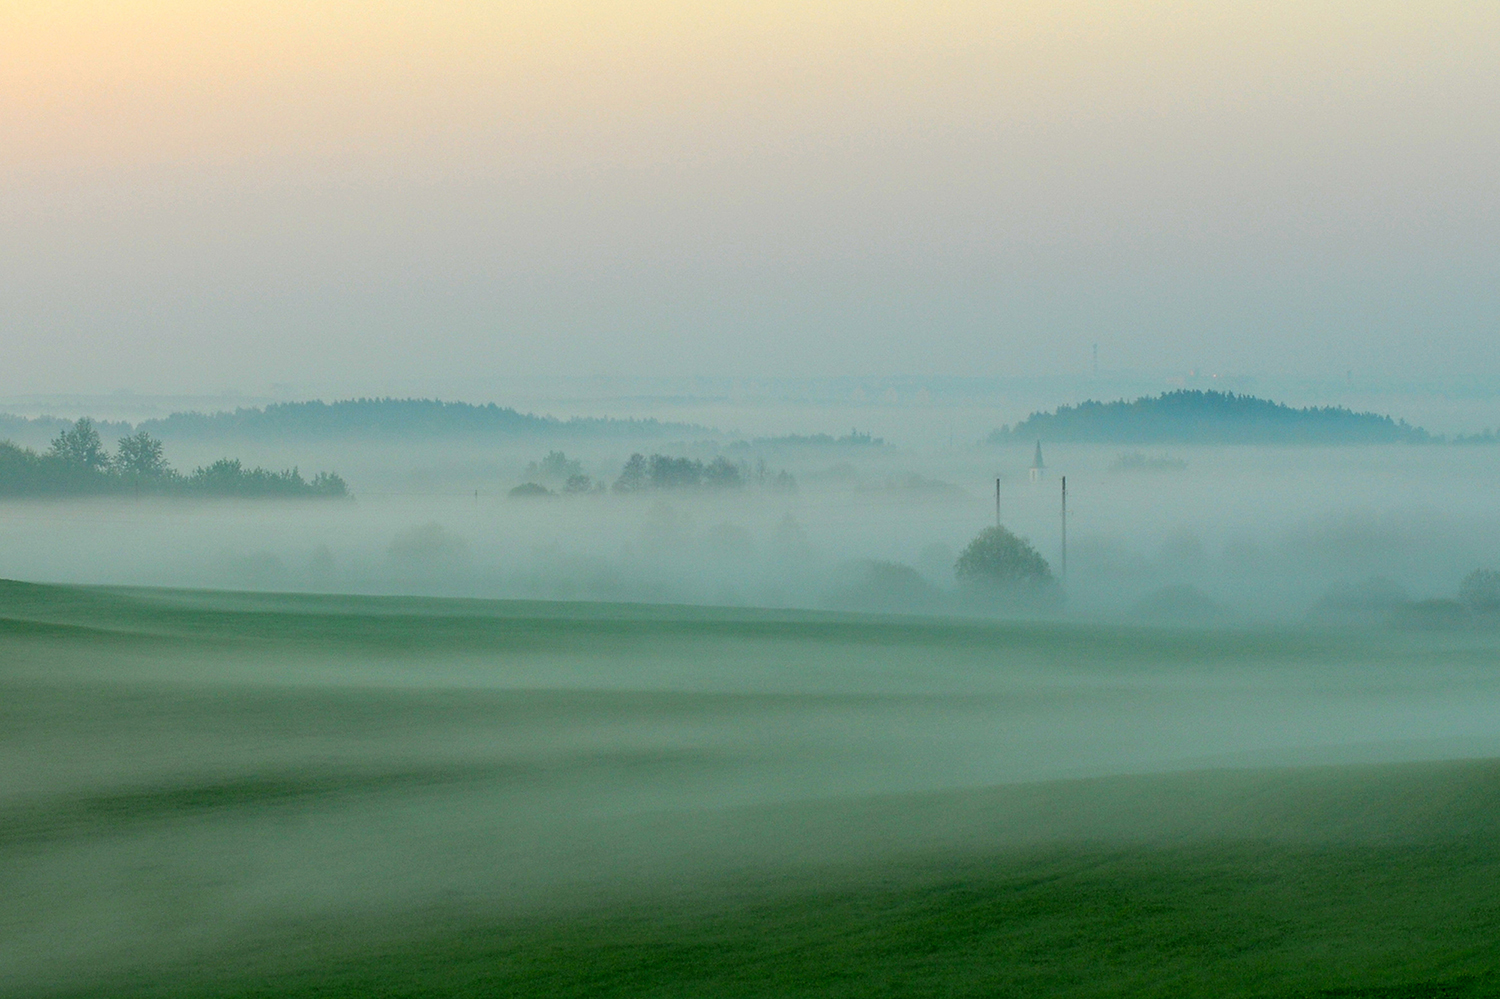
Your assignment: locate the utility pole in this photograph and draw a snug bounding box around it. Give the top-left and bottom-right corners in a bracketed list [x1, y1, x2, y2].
[1092, 344, 1099, 376]
[995, 478, 1001, 528]
[1060, 475, 1067, 581]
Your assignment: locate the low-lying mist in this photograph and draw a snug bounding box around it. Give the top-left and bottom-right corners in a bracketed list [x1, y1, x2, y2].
[2, 435, 1498, 627]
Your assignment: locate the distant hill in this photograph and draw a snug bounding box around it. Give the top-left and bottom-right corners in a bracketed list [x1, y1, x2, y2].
[0, 413, 133, 450]
[137, 398, 706, 441]
[989, 391, 1429, 445]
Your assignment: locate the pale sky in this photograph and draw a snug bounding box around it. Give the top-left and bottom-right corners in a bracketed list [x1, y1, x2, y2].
[2, 1, 1497, 395]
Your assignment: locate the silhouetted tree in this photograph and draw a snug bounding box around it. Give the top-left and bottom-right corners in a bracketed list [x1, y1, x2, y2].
[49, 418, 110, 470]
[614, 453, 648, 493]
[954, 526, 1052, 588]
[115, 430, 169, 477]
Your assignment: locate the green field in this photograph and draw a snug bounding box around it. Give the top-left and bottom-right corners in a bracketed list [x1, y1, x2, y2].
[3, 580, 1499, 997]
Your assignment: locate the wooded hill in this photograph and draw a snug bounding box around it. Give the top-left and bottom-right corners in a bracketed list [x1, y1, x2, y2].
[990, 390, 1430, 444]
[137, 398, 703, 441]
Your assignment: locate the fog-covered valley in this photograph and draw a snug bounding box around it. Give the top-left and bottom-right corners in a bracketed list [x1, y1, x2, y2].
[3, 419, 1498, 628]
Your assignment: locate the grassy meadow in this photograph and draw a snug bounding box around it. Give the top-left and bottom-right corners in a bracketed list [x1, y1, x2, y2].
[3, 579, 1499, 997]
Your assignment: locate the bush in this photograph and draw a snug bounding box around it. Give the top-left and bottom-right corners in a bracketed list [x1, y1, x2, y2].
[827, 560, 939, 614]
[1389, 599, 1471, 631]
[1460, 569, 1500, 614]
[1131, 585, 1228, 624]
[1307, 577, 1410, 626]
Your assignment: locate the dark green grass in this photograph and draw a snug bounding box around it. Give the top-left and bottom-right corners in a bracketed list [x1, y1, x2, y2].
[1, 576, 1489, 672]
[6, 579, 1500, 998]
[44, 836, 1500, 999]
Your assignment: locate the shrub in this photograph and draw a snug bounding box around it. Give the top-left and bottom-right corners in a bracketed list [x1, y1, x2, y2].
[1460, 569, 1500, 614]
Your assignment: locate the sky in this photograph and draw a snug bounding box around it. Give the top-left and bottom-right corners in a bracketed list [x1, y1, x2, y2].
[2, 1, 1498, 397]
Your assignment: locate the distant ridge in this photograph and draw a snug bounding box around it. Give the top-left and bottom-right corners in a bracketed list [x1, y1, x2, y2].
[137, 398, 707, 441]
[0, 413, 132, 449]
[990, 390, 1429, 445]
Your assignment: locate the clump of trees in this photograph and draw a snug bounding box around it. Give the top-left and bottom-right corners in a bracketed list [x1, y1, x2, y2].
[508, 450, 797, 500]
[611, 453, 798, 493]
[512, 450, 601, 497]
[182, 458, 347, 498]
[526, 450, 583, 482]
[954, 526, 1053, 589]
[0, 419, 347, 499]
[614, 454, 744, 492]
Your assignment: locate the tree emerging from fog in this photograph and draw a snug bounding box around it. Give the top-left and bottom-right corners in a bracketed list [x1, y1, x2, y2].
[954, 526, 1053, 588]
[114, 430, 170, 477]
[49, 418, 111, 470]
[613, 454, 649, 493]
[527, 450, 583, 483]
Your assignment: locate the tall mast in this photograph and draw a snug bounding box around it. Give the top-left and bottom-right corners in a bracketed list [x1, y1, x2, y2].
[1061, 475, 1067, 581]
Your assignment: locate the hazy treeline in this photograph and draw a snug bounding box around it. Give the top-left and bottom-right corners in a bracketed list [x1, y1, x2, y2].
[990, 390, 1431, 444]
[0, 406, 897, 455]
[0, 419, 347, 498]
[511, 450, 797, 497]
[136, 398, 705, 442]
[735, 430, 886, 449]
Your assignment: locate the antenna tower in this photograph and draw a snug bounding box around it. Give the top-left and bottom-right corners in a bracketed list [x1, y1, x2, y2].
[1060, 475, 1068, 580]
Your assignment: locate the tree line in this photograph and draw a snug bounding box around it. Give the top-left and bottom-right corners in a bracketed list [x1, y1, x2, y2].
[510, 451, 796, 498]
[0, 419, 347, 498]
